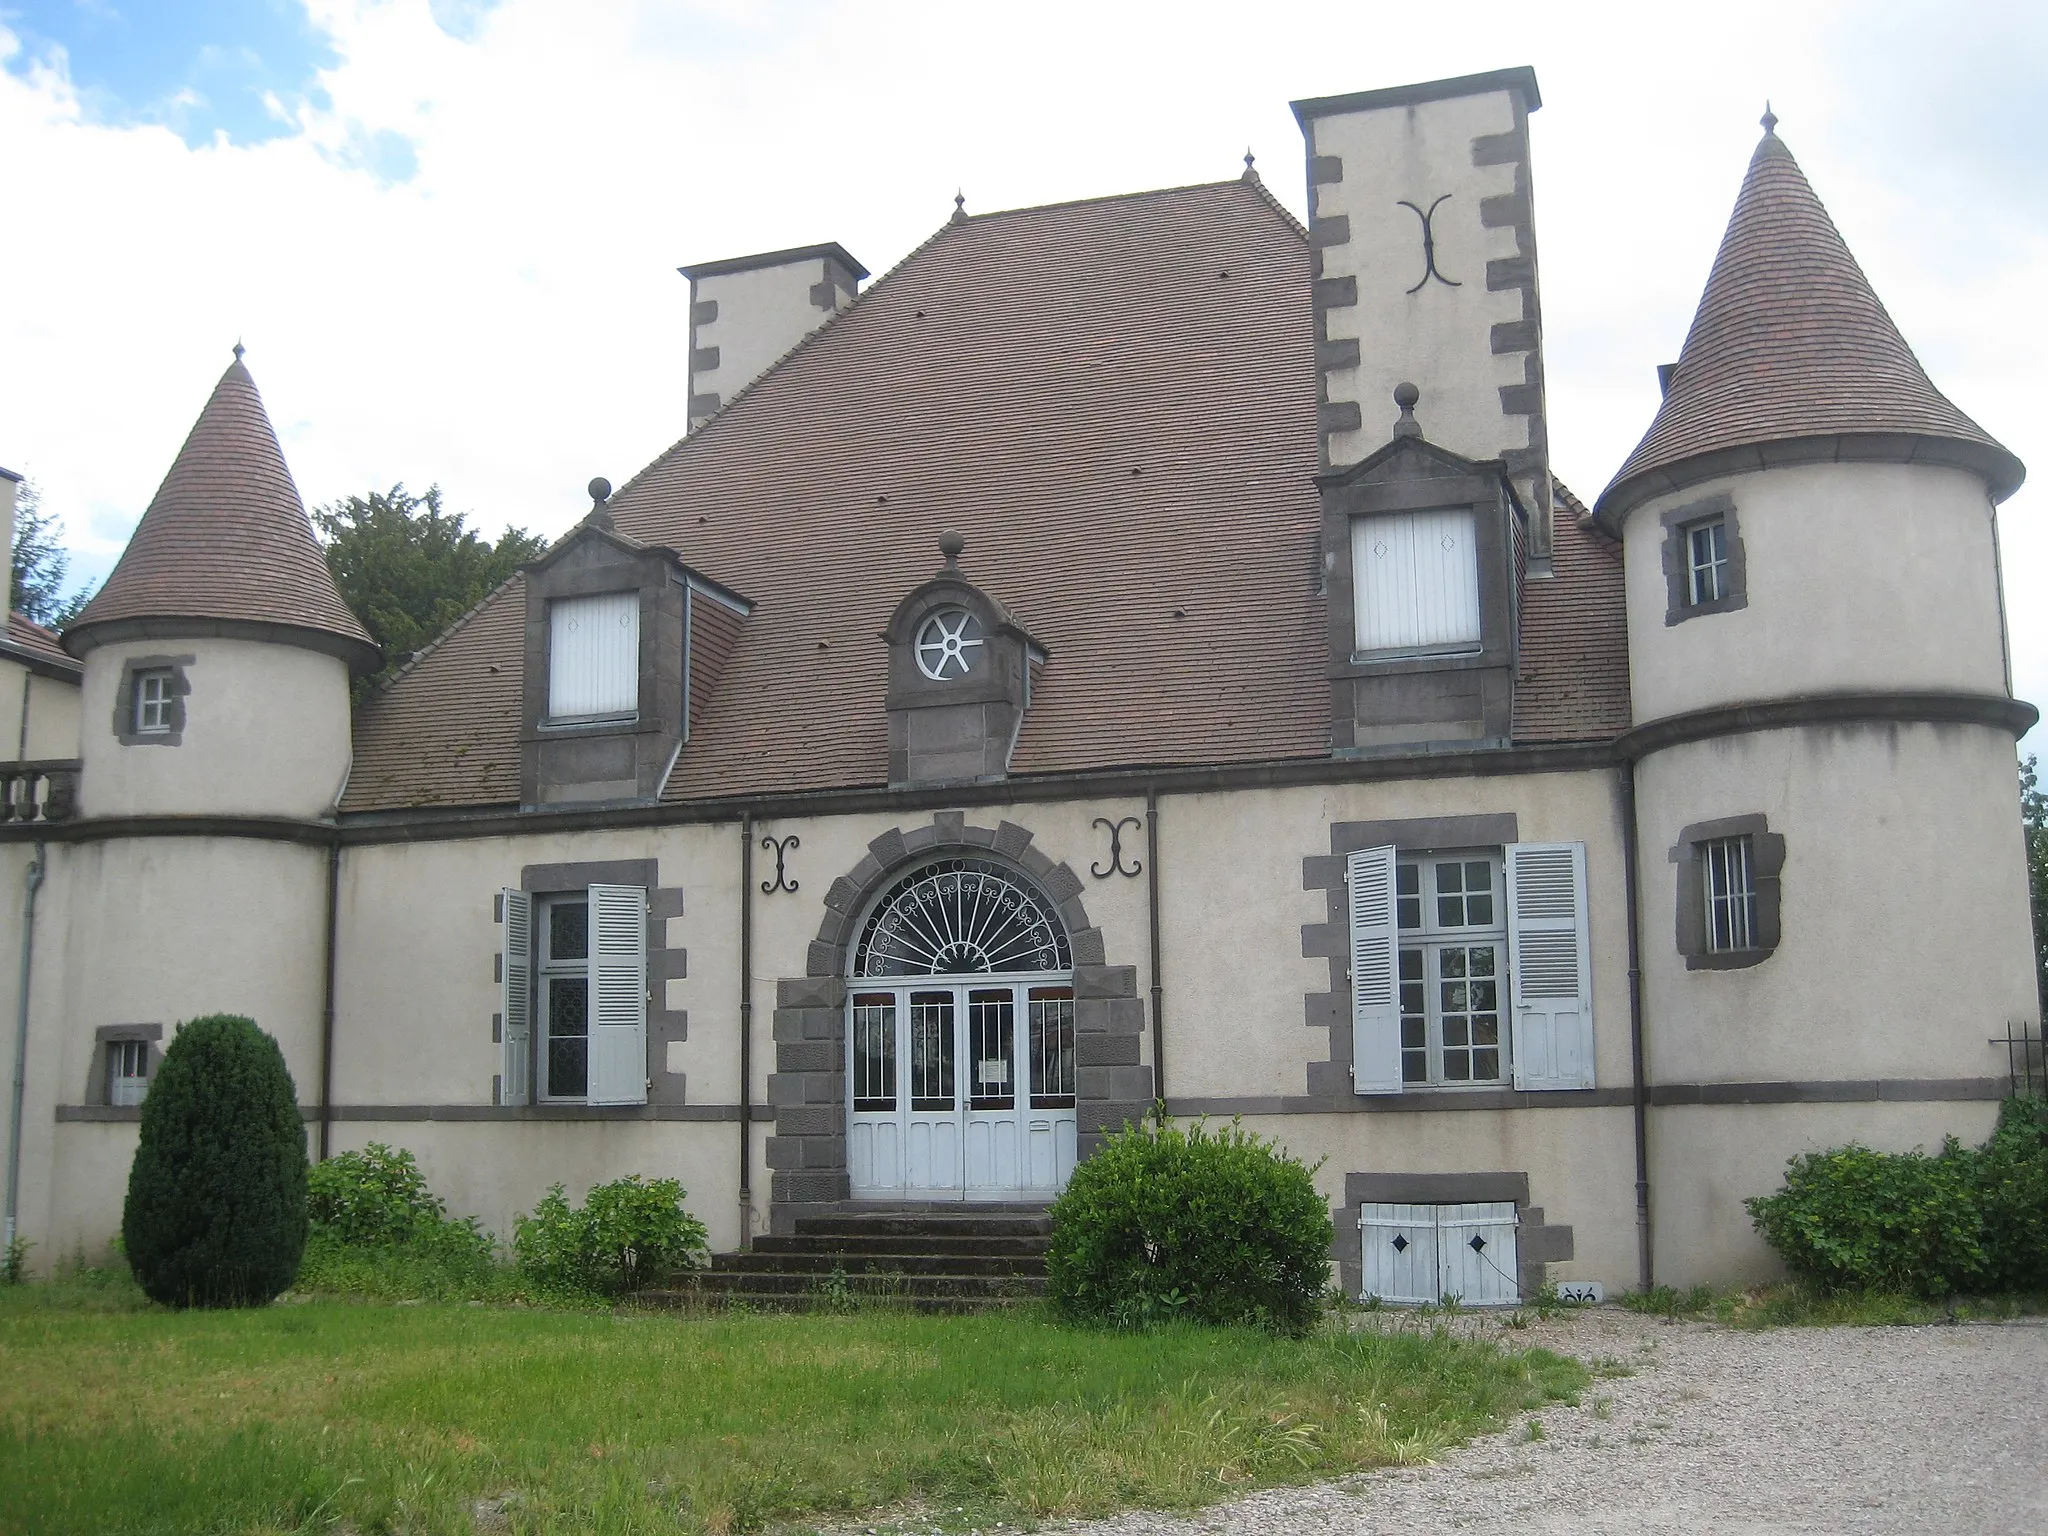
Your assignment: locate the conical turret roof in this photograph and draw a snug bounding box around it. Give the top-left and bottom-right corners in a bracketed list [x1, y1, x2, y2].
[1595, 123, 2022, 527]
[66, 353, 378, 669]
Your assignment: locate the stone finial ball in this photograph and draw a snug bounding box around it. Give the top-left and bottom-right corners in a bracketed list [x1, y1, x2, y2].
[939, 530, 965, 562]
[1393, 382, 1420, 411]
[588, 477, 612, 504]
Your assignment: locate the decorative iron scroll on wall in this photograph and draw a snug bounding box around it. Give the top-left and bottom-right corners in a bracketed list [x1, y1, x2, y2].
[761, 834, 800, 894]
[1397, 194, 1460, 293]
[1091, 815, 1143, 879]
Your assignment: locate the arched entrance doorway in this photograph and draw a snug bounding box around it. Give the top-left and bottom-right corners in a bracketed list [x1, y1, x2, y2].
[845, 857, 1078, 1201]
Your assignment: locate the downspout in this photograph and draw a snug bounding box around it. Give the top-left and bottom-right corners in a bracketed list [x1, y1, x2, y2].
[1618, 760, 1654, 1293]
[317, 838, 340, 1162]
[5, 841, 46, 1253]
[1145, 786, 1165, 1110]
[737, 815, 754, 1249]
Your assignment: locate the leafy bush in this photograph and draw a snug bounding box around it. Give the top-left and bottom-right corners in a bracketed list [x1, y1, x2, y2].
[1745, 1097, 2048, 1298]
[514, 1176, 709, 1297]
[298, 1142, 499, 1300]
[122, 1015, 308, 1308]
[1046, 1117, 1332, 1335]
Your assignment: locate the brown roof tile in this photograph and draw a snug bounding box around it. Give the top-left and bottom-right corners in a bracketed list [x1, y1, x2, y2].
[67, 357, 378, 664]
[1597, 130, 2022, 525]
[1513, 483, 1630, 741]
[346, 178, 1635, 812]
[4, 611, 82, 676]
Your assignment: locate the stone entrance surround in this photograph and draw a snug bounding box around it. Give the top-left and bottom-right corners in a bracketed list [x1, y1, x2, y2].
[766, 812, 1149, 1235]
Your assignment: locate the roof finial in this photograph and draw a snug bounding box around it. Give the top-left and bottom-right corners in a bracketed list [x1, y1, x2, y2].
[1393, 381, 1422, 437]
[951, 190, 967, 224]
[232, 338, 245, 362]
[585, 476, 613, 529]
[938, 529, 964, 567]
[1241, 147, 1258, 181]
[1761, 101, 1778, 136]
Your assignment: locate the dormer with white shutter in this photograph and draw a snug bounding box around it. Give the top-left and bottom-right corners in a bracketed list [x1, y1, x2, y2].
[519, 482, 751, 806]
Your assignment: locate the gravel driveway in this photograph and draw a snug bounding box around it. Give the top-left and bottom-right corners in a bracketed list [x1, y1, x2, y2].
[1072, 1309, 2048, 1536]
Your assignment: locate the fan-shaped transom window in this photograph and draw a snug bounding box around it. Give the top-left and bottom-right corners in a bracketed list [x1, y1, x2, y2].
[852, 858, 1071, 977]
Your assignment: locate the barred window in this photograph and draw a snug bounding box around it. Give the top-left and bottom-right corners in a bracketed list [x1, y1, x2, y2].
[1702, 835, 1757, 952]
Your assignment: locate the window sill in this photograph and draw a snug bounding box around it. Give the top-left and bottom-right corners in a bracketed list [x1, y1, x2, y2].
[539, 712, 639, 732]
[1685, 946, 1773, 971]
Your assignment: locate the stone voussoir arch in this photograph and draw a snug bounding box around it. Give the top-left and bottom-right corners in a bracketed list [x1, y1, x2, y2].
[765, 810, 1149, 1233]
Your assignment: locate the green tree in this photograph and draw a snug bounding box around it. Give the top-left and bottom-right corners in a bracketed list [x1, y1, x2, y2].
[8, 478, 97, 628]
[314, 483, 546, 698]
[2024, 755, 2048, 1013]
[122, 1014, 309, 1308]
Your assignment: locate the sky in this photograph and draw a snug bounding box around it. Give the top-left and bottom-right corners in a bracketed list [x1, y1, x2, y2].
[3, 0, 2046, 744]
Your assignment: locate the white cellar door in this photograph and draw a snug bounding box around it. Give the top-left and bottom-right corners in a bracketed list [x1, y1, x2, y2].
[1436, 1203, 1521, 1305]
[1359, 1203, 1441, 1305]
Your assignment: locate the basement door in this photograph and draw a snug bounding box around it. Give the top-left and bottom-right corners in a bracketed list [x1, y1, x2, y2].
[848, 982, 1078, 1201]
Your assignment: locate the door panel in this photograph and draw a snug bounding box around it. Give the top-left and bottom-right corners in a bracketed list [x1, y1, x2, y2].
[904, 991, 962, 1197]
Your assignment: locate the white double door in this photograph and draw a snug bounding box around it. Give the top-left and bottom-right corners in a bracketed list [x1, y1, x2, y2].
[847, 979, 1078, 1201]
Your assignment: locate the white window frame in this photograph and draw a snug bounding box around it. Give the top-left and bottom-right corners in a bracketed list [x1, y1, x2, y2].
[1685, 517, 1728, 606]
[1702, 834, 1757, 953]
[1349, 506, 1483, 657]
[547, 591, 640, 723]
[133, 669, 175, 735]
[1395, 852, 1508, 1089]
[107, 1039, 150, 1106]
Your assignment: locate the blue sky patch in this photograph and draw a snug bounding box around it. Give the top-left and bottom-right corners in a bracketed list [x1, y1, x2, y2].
[4, 0, 338, 147]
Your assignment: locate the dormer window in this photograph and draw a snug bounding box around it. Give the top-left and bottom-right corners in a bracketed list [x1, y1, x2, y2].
[915, 608, 984, 680]
[1350, 507, 1481, 657]
[547, 591, 639, 722]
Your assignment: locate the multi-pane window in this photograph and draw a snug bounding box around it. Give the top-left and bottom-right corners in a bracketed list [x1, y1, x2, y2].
[107, 1040, 150, 1106]
[540, 896, 590, 1099]
[851, 993, 897, 1112]
[1396, 854, 1507, 1086]
[133, 669, 175, 734]
[1702, 835, 1757, 952]
[1686, 518, 1729, 606]
[908, 990, 956, 1111]
[1027, 986, 1075, 1109]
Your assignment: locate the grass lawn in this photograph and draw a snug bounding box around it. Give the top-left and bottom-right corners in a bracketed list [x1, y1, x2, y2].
[0, 1280, 1585, 1536]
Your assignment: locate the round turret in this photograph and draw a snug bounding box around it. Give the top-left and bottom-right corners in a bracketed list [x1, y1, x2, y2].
[64, 352, 378, 819]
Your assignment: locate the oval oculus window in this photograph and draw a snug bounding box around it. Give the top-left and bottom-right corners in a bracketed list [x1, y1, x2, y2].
[915, 607, 984, 680]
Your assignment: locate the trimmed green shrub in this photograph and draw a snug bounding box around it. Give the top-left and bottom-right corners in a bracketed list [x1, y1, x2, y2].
[514, 1175, 709, 1297]
[1745, 1096, 2048, 1298]
[122, 1015, 308, 1307]
[1046, 1117, 1332, 1334]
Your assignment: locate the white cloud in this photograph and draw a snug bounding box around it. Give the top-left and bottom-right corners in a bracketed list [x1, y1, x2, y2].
[3, 0, 2044, 743]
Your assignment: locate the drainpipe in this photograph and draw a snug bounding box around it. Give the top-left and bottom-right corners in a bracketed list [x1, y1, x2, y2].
[1145, 786, 1165, 1110]
[737, 815, 754, 1249]
[316, 838, 341, 1162]
[1618, 760, 1654, 1293]
[5, 841, 46, 1254]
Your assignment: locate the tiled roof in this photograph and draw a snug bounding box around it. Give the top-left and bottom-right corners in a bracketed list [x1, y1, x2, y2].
[66, 357, 378, 663]
[1513, 484, 1629, 741]
[4, 611, 81, 676]
[1597, 129, 2022, 524]
[345, 178, 1633, 812]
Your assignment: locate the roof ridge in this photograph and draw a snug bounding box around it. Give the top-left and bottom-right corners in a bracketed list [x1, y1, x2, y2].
[1238, 171, 1310, 242]
[957, 175, 1281, 227]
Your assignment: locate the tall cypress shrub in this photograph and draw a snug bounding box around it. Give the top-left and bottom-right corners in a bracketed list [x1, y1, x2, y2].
[123, 1014, 309, 1307]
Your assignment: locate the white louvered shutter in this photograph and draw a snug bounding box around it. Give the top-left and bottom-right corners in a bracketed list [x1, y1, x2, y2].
[548, 591, 640, 719]
[1347, 845, 1402, 1094]
[586, 883, 648, 1105]
[1506, 842, 1594, 1090]
[500, 888, 533, 1107]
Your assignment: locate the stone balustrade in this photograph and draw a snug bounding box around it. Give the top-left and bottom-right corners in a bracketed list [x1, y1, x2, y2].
[0, 760, 79, 823]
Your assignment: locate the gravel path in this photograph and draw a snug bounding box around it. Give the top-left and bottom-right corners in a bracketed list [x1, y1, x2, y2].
[1070, 1310, 2048, 1536]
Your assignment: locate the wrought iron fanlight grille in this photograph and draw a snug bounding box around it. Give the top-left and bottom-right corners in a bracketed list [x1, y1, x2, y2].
[852, 858, 1071, 977]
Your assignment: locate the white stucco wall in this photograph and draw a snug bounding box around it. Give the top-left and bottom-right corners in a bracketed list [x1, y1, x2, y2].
[78, 637, 353, 819]
[1634, 721, 2036, 1084]
[0, 661, 81, 764]
[1622, 463, 2011, 723]
[1307, 89, 1532, 469]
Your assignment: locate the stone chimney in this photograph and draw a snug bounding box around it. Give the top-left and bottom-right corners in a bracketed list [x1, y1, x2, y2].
[678, 243, 868, 432]
[1292, 68, 1552, 562]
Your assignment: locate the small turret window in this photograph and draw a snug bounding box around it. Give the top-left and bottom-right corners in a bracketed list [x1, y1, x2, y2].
[1686, 518, 1730, 606]
[133, 670, 176, 734]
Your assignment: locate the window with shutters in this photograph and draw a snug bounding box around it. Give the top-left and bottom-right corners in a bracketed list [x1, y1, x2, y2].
[547, 591, 640, 722]
[1394, 854, 1507, 1086]
[1350, 839, 1594, 1096]
[1349, 507, 1482, 656]
[507, 884, 649, 1107]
